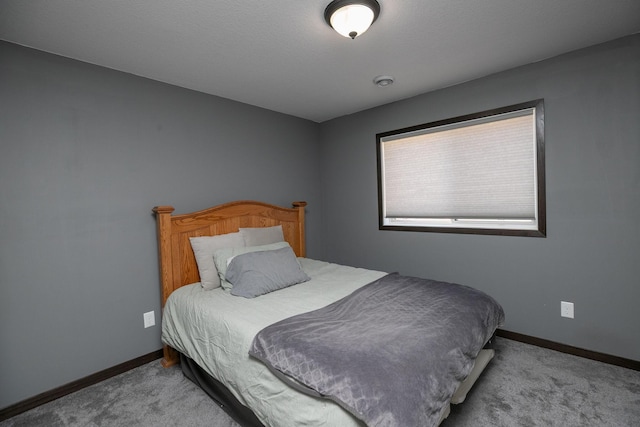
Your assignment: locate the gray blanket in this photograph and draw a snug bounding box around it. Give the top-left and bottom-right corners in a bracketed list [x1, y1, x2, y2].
[249, 273, 505, 427]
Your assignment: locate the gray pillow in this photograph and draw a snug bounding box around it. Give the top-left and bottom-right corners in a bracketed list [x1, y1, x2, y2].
[214, 241, 290, 290]
[239, 225, 284, 246]
[226, 246, 310, 298]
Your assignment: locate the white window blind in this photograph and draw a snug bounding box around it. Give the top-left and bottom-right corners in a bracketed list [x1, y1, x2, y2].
[377, 100, 545, 236]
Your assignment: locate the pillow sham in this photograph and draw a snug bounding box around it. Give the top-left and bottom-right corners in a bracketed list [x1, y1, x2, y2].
[213, 241, 290, 291]
[226, 246, 310, 298]
[189, 232, 245, 290]
[239, 225, 284, 246]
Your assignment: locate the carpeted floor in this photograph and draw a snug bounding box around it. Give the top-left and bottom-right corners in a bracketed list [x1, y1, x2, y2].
[442, 338, 640, 426]
[2, 337, 639, 426]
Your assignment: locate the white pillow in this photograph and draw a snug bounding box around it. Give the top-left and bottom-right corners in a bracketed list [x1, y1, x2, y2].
[239, 225, 284, 246]
[189, 232, 245, 290]
[213, 241, 290, 291]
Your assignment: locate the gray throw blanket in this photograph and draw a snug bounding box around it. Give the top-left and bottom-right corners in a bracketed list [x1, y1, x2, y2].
[249, 273, 505, 427]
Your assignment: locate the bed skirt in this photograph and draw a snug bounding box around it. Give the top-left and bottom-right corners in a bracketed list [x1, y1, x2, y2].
[179, 353, 265, 427]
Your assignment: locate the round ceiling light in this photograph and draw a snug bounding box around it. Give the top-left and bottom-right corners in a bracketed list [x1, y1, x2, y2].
[324, 0, 381, 39]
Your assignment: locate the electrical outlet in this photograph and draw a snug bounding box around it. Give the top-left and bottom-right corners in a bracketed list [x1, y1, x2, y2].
[561, 301, 574, 319]
[143, 311, 155, 328]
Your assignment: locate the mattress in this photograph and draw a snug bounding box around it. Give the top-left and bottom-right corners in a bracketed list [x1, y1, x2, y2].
[162, 257, 386, 426]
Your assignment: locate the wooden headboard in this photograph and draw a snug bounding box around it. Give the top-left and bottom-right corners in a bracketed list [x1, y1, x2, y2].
[152, 200, 306, 366]
[153, 200, 307, 306]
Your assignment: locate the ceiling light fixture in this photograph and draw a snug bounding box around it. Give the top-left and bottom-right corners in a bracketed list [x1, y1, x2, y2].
[324, 0, 381, 40]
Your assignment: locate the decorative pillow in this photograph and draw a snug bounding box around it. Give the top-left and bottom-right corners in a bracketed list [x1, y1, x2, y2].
[213, 241, 290, 290]
[189, 232, 245, 290]
[239, 225, 284, 246]
[226, 246, 310, 298]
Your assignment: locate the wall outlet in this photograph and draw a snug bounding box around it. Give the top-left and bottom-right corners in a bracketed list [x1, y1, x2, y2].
[561, 301, 574, 319]
[143, 311, 155, 328]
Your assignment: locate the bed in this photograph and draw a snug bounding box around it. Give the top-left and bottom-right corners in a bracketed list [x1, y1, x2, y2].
[153, 200, 504, 427]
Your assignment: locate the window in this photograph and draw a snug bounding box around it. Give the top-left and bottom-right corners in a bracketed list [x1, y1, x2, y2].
[377, 99, 545, 237]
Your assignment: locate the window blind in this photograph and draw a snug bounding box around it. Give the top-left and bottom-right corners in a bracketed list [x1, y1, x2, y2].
[380, 110, 536, 220]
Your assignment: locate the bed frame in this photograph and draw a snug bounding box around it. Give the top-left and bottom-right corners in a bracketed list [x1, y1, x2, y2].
[152, 200, 307, 367]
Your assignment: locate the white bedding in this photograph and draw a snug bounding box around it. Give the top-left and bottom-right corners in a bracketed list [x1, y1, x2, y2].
[162, 258, 386, 426]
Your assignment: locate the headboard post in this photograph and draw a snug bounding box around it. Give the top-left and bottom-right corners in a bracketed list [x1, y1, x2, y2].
[152, 205, 175, 308]
[293, 201, 307, 257]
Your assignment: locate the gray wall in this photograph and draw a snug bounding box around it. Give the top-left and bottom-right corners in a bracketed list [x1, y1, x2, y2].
[0, 41, 323, 409]
[319, 34, 640, 361]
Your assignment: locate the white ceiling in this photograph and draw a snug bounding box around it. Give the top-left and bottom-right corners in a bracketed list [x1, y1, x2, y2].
[1, 1, 639, 123]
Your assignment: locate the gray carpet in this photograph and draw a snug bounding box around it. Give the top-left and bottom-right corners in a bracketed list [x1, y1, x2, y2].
[2, 337, 639, 426]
